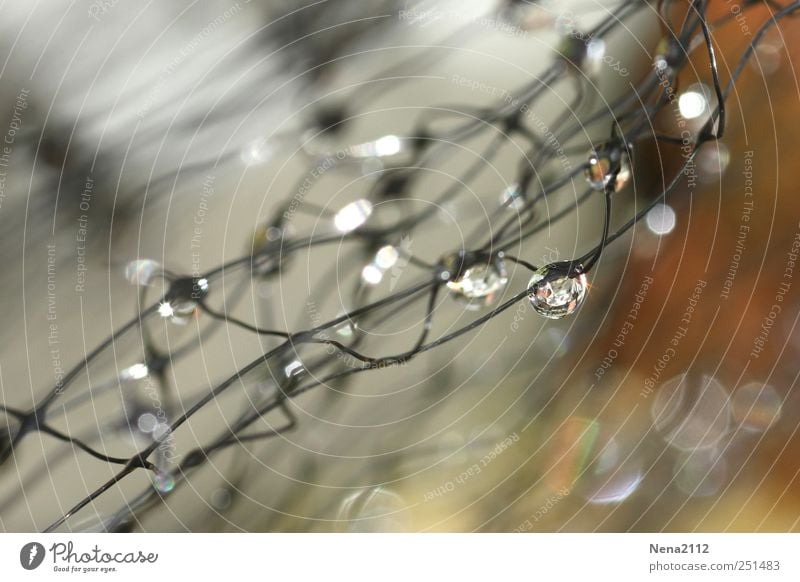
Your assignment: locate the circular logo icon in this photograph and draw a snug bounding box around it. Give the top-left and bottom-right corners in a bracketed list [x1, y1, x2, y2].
[20, 542, 45, 570]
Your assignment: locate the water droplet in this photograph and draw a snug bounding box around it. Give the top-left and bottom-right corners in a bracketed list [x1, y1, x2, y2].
[528, 262, 587, 319]
[646, 203, 676, 235]
[441, 251, 508, 310]
[160, 277, 210, 324]
[558, 33, 606, 77]
[283, 359, 304, 379]
[653, 37, 683, 74]
[375, 245, 400, 269]
[732, 382, 782, 433]
[651, 374, 731, 451]
[347, 135, 405, 159]
[673, 448, 728, 498]
[499, 183, 526, 211]
[124, 259, 162, 287]
[152, 470, 175, 494]
[678, 83, 711, 120]
[120, 363, 149, 381]
[210, 487, 232, 511]
[241, 137, 273, 166]
[336, 487, 409, 532]
[334, 199, 373, 233]
[150, 443, 176, 493]
[585, 144, 632, 192]
[136, 412, 158, 434]
[361, 263, 383, 285]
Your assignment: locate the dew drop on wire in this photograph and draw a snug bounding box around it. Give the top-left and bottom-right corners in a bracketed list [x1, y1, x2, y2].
[528, 263, 587, 319]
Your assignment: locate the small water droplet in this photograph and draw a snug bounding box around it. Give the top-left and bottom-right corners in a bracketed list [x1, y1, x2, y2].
[375, 245, 400, 269]
[441, 251, 508, 310]
[334, 199, 373, 233]
[160, 277, 210, 324]
[585, 144, 632, 192]
[499, 183, 526, 211]
[678, 83, 713, 121]
[150, 444, 176, 494]
[646, 203, 676, 235]
[528, 262, 587, 319]
[124, 259, 162, 287]
[361, 263, 384, 285]
[210, 487, 232, 511]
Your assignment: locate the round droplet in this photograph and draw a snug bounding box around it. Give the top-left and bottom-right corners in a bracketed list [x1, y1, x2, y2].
[336, 487, 409, 532]
[161, 277, 210, 324]
[678, 83, 712, 121]
[120, 362, 149, 381]
[732, 382, 782, 433]
[334, 199, 373, 233]
[361, 263, 383, 285]
[585, 144, 632, 192]
[441, 251, 508, 310]
[528, 262, 588, 319]
[152, 470, 175, 494]
[375, 245, 400, 269]
[150, 443, 176, 494]
[210, 487, 233, 511]
[558, 34, 606, 77]
[646, 203, 676, 235]
[673, 448, 728, 498]
[651, 374, 731, 452]
[136, 412, 158, 434]
[125, 259, 162, 287]
[241, 137, 273, 166]
[500, 183, 526, 211]
[653, 37, 683, 74]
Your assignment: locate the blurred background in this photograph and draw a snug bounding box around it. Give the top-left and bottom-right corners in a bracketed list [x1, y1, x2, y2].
[0, 0, 798, 532]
